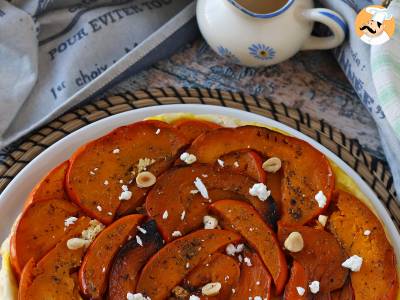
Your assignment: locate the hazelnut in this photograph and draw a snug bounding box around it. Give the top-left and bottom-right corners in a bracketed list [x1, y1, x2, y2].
[201, 282, 222, 296]
[203, 215, 218, 229]
[136, 171, 156, 188]
[284, 231, 304, 252]
[318, 215, 328, 227]
[262, 157, 282, 173]
[67, 238, 89, 250]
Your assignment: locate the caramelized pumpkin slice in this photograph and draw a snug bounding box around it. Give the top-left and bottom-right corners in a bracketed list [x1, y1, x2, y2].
[278, 225, 348, 294]
[67, 120, 187, 224]
[330, 279, 354, 300]
[187, 126, 334, 225]
[146, 165, 278, 242]
[18, 217, 91, 300]
[10, 198, 81, 276]
[24, 161, 69, 208]
[283, 261, 308, 300]
[172, 119, 221, 142]
[136, 229, 241, 300]
[79, 214, 145, 299]
[217, 150, 267, 183]
[210, 200, 287, 294]
[231, 249, 272, 300]
[328, 190, 398, 300]
[184, 253, 240, 299]
[108, 220, 163, 300]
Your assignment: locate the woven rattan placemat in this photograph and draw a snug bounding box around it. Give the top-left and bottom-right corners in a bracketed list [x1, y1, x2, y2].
[0, 87, 398, 225]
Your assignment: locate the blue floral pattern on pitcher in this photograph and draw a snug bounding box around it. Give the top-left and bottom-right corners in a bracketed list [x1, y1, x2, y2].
[248, 43, 276, 61]
[217, 46, 241, 64]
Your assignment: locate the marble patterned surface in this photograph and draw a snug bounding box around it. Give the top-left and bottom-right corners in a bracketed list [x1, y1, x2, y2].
[107, 39, 384, 159]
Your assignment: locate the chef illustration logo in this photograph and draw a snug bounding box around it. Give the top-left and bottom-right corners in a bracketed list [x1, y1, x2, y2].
[355, 5, 395, 45]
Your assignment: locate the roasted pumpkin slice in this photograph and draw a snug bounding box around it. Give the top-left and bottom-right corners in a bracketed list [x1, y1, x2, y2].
[278, 225, 348, 295]
[18, 217, 91, 300]
[187, 126, 334, 225]
[328, 190, 398, 300]
[172, 119, 221, 142]
[330, 279, 354, 300]
[108, 220, 163, 300]
[283, 261, 308, 300]
[10, 198, 81, 277]
[67, 120, 187, 224]
[216, 150, 267, 183]
[24, 161, 69, 208]
[136, 229, 241, 300]
[184, 252, 240, 299]
[230, 249, 272, 300]
[79, 214, 145, 299]
[145, 165, 278, 241]
[210, 200, 287, 294]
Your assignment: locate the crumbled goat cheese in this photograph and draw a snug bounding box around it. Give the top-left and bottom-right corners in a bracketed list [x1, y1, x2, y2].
[189, 296, 200, 300]
[244, 257, 252, 267]
[314, 191, 327, 208]
[226, 244, 236, 256]
[137, 158, 156, 173]
[156, 128, 160, 135]
[190, 189, 199, 194]
[97, 205, 102, 212]
[203, 215, 218, 229]
[249, 183, 271, 201]
[82, 220, 105, 242]
[186, 262, 190, 269]
[64, 216, 78, 227]
[137, 226, 147, 234]
[225, 243, 244, 256]
[254, 297, 262, 300]
[233, 161, 239, 168]
[180, 152, 197, 164]
[235, 244, 244, 252]
[136, 235, 143, 247]
[309, 281, 320, 294]
[342, 255, 363, 272]
[194, 177, 209, 199]
[108, 212, 113, 216]
[119, 185, 132, 201]
[113, 148, 120, 154]
[172, 231, 182, 237]
[364, 229, 371, 236]
[104, 180, 109, 185]
[318, 215, 328, 227]
[127, 292, 151, 300]
[181, 211, 186, 220]
[217, 159, 224, 167]
[296, 287, 305, 296]
[162, 210, 169, 219]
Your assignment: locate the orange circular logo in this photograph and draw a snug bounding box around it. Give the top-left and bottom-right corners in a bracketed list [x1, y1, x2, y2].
[355, 5, 395, 45]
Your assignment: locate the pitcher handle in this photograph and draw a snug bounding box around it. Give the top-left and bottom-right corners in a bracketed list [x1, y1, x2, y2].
[300, 8, 347, 50]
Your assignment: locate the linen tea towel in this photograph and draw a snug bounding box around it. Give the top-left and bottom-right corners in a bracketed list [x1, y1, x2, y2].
[0, 0, 197, 148]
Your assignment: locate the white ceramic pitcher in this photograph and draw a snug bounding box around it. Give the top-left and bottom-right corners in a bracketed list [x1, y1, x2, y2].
[196, 0, 347, 67]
